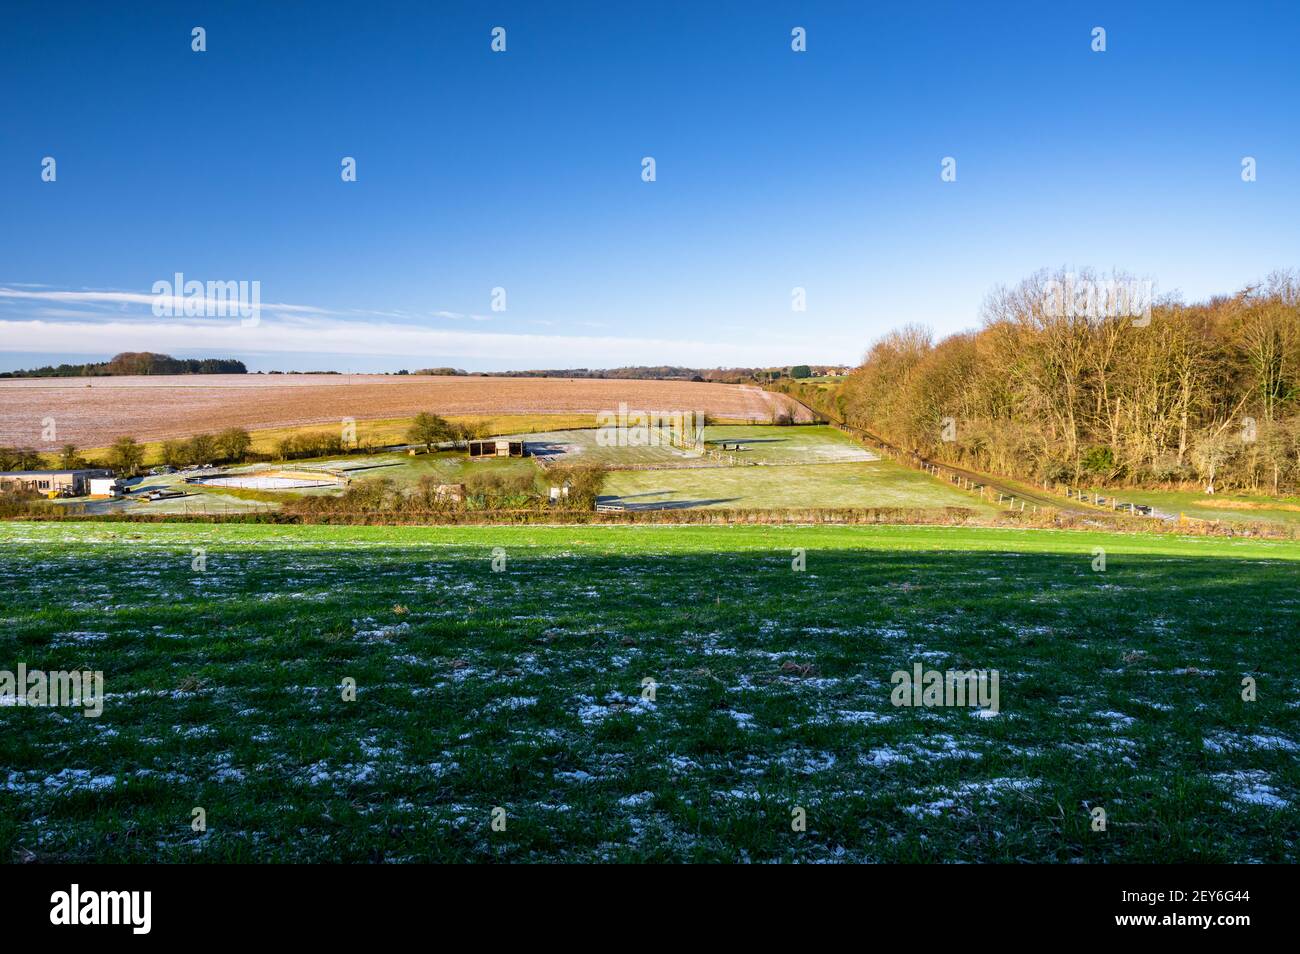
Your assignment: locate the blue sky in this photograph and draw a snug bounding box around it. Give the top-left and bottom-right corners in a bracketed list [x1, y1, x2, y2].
[2, 0, 1297, 372]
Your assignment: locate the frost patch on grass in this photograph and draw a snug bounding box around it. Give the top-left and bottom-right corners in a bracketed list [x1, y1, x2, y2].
[1203, 732, 1298, 754]
[480, 696, 539, 716]
[353, 619, 411, 642]
[1211, 770, 1289, 809]
[902, 778, 1038, 818]
[861, 747, 911, 767]
[172, 725, 216, 739]
[1094, 710, 1136, 727]
[1064, 737, 1139, 761]
[3, 768, 117, 794]
[777, 750, 836, 773]
[576, 691, 655, 724]
[50, 631, 109, 646]
[299, 761, 377, 787]
[666, 755, 699, 774]
[861, 735, 982, 768]
[807, 709, 892, 727]
[727, 711, 755, 729]
[555, 769, 597, 783]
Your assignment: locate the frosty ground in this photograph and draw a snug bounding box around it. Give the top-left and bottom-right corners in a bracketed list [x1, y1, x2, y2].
[1, 522, 1296, 862]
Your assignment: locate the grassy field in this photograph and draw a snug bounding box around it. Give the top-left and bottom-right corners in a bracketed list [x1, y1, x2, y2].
[1082, 487, 1300, 526]
[1, 521, 1295, 863]
[701, 425, 876, 465]
[287, 450, 540, 490]
[601, 459, 998, 512]
[511, 424, 874, 469]
[503, 428, 698, 467]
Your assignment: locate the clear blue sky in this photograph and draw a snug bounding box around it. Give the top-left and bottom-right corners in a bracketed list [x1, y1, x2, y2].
[2, 0, 1297, 372]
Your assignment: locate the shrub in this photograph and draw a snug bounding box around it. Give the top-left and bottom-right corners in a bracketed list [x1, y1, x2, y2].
[275, 431, 345, 461]
[0, 446, 42, 471]
[188, 433, 219, 465]
[107, 436, 145, 477]
[216, 428, 252, 462]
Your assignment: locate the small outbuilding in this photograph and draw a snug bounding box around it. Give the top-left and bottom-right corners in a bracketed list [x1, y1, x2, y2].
[88, 477, 123, 498]
[467, 439, 527, 459]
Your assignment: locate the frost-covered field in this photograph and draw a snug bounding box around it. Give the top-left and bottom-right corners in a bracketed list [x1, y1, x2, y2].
[1, 522, 1296, 862]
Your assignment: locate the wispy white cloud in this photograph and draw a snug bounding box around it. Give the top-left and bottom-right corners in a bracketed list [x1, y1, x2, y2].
[427, 310, 491, 321]
[0, 286, 858, 366]
[0, 287, 329, 316]
[0, 317, 853, 366]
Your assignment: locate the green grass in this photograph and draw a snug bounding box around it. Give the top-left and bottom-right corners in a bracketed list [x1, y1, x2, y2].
[1, 521, 1296, 862]
[308, 451, 541, 489]
[701, 425, 875, 464]
[502, 423, 872, 468]
[61, 453, 543, 517]
[501, 428, 696, 467]
[601, 459, 998, 512]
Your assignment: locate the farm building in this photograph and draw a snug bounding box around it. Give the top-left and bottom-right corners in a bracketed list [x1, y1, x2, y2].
[0, 469, 113, 496]
[88, 477, 123, 497]
[467, 439, 528, 458]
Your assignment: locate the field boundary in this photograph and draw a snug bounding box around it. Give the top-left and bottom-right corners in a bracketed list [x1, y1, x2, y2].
[8, 505, 1298, 537]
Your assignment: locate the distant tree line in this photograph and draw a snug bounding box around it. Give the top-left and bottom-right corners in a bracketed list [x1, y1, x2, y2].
[0, 430, 256, 478]
[0, 352, 247, 377]
[833, 268, 1300, 494]
[464, 365, 835, 383]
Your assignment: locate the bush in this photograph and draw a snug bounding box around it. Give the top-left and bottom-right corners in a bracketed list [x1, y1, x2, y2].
[275, 431, 345, 461]
[216, 428, 252, 462]
[161, 439, 189, 469]
[0, 485, 57, 517]
[188, 433, 219, 465]
[463, 471, 539, 508]
[543, 464, 609, 509]
[0, 447, 42, 471]
[1080, 445, 1118, 479]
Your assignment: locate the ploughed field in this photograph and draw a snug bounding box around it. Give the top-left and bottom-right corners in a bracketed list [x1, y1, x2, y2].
[1, 522, 1296, 862]
[0, 374, 809, 447]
